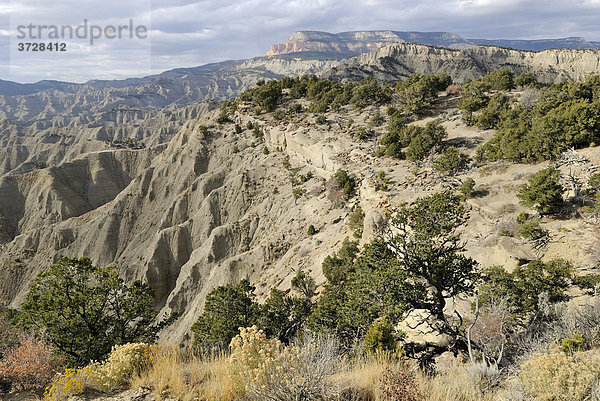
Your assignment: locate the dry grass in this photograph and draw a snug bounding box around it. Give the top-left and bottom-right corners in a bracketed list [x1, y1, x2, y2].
[129, 344, 509, 401]
[343, 358, 388, 400]
[420, 364, 496, 401]
[123, 332, 599, 401]
[131, 346, 236, 401]
[131, 341, 401, 401]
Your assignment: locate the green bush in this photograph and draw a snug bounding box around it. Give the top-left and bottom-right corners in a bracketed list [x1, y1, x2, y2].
[396, 73, 452, 115]
[484, 69, 515, 91]
[311, 192, 478, 351]
[21, 256, 168, 365]
[517, 167, 564, 215]
[586, 172, 600, 198]
[315, 115, 327, 125]
[458, 79, 491, 114]
[307, 225, 316, 236]
[332, 169, 356, 197]
[309, 239, 416, 343]
[573, 274, 600, 295]
[217, 108, 231, 124]
[517, 218, 548, 240]
[321, 238, 359, 285]
[433, 146, 469, 174]
[272, 109, 287, 120]
[292, 187, 306, 200]
[479, 259, 573, 316]
[192, 281, 311, 347]
[257, 288, 312, 343]
[298, 171, 313, 183]
[515, 72, 536, 87]
[349, 78, 392, 109]
[475, 92, 511, 130]
[561, 334, 585, 354]
[458, 69, 514, 126]
[369, 110, 385, 126]
[405, 120, 447, 161]
[377, 110, 408, 158]
[348, 207, 365, 238]
[291, 270, 316, 299]
[516, 211, 530, 224]
[477, 76, 600, 163]
[354, 126, 370, 141]
[252, 125, 264, 140]
[192, 280, 259, 348]
[283, 75, 391, 113]
[239, 80, 283, 112]
[363, 317, 402, 354]
[459, 178, 476, 200]
[375, 170, 390, 191]
[497, 229, 513, 237]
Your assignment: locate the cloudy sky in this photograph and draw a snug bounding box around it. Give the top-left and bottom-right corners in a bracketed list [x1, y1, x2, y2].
[1, 0, 600, 83]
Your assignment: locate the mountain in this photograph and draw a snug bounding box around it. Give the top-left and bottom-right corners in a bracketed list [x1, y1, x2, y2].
[2, 43, 600, 180]
[266, 30, 600, 57]
[2, 38, 600, 343]
[0, 79, 75, 96]
[266, 30, 474, 57]
[470, 36, 600, 51]
[322, 43, 600, 84]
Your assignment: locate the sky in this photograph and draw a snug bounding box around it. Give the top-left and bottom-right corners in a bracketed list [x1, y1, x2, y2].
[1, 0, 600, 83]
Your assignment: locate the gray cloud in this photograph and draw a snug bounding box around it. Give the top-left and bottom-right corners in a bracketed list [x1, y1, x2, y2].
[1, 0, 599, 83]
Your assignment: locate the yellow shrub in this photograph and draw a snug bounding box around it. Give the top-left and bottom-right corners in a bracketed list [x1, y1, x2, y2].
[43, 343, 150, 400]
[228, 325, 282, 394]
[94, 343, 151, 391]
[520, 345, 600, 401]
[43, 366, 99, 401]
[232, 330, 349, 400]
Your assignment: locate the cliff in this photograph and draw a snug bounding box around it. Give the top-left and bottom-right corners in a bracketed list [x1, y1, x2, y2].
[266, 30, 600, 57]
[266, 31, 473, 56]
[323, 43, 600, 83]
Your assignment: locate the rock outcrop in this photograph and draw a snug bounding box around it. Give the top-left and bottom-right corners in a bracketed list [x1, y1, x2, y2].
[267, 30, 600, 57]
[323, 43, 600, 84]
[0, 109, 359, 343]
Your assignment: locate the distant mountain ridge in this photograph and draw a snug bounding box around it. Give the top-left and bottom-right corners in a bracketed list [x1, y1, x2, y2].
[0, 79, 76, 96]
[3, 30, 599, 101]
[266, 30, 600, 56]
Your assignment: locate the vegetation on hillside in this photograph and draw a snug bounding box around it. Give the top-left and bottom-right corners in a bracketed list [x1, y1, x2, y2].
[18, 256, 171, 365]
[473, 75, 600, 162]
[5, 70, 600, 401]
